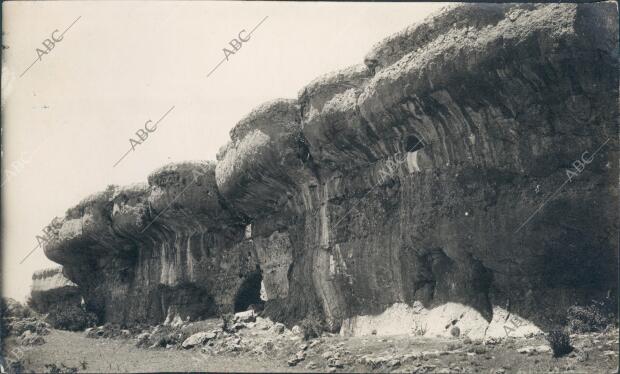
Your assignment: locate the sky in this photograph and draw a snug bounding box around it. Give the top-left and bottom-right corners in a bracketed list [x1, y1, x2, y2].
[1, 1, 445, 301]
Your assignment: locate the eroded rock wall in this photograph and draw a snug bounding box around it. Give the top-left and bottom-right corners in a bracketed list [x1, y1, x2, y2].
[43, 162, 260, 324]
[30, 266, 81, 313]
[42, 2, 618, 330]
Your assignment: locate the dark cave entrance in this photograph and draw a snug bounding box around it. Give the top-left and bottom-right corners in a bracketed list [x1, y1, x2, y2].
[234, 270, 264, 313]
[405, 134, 425, 153]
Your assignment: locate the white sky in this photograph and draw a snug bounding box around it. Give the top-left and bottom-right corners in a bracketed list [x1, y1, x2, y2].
[1, 1, 445, 301]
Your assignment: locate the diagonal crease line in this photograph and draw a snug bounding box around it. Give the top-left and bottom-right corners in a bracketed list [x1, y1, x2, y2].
[248, 16, 269, 36]
[206, 57, 227, 78]
[20, 16, 81, 78]
[61, 16, 82, 37]
[112, 106, 175, 168]
[589, 138, 611, 159]
[514, 138, 611, 233]
[112, 148, 132, 168]
[17, 125, 68, 262]
[154, 105, 176, 127]
[206, 16, 268, 78]
[332, 137, 426, 229]
[514, 179, 570, 234]
[19, 58, 39, 78]
[19, 242, 43, 264]
[1, 131, 57, 187]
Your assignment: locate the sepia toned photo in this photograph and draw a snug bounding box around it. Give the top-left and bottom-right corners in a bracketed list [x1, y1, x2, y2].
[1, 1, 618, 373]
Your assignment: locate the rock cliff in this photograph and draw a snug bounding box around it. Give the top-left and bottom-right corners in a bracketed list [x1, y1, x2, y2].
[30, 266, 80, 313]
[41, 2, 618, 331]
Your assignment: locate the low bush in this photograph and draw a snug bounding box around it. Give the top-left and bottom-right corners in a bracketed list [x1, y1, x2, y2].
[1, 298, 34, 319]
[299, 314, 325, 340]
[567, 301, 614, 333]
[44, 363, 79, 374]
[546, 330, 573, 357]
[221, 313, 234, 333]
[45, 304, 97, 331]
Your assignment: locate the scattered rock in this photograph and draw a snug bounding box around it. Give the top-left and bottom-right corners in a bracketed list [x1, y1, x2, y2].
[306, 361, 318, 370]
[231, 322, 246, 331]
[422, 350, 441, 358]
[309, 339, 321, 349]
[451, 326, 461, 337]
[517, 347, 534, 355]
[234, 310, 256, 323]
[484, 336, 501, 345]
[327, 358, 344, 368]
[473, 346, 486, 354]
[287, 351, 305, 366]
[273, 323, 285, 334]
[292, 325, 303, 335]
[535, 345, 551, 353]
[262, 340, 274, 352]
[182, 332, 216, 349]
[136, 332, 151, 347]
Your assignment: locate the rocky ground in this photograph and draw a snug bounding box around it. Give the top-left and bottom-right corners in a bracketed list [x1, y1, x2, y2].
[3, 312, 618, 373]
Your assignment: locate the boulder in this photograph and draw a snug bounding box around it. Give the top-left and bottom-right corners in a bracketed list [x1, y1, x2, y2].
[181, 332, 216, 349]
[291, 325, 303, 335]
[273, 323, 285, 334]
[234, 310, 256, 323]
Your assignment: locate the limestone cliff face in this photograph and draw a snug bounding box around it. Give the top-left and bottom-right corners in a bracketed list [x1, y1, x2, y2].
[42, 2, 618, 330]
[44, 162, 259, 324]
[30, 266, 80, 313]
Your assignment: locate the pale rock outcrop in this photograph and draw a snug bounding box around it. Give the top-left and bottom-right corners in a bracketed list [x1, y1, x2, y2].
[30, 266, 80, 313]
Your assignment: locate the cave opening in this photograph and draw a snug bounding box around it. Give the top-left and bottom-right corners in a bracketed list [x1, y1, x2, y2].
[405, 134, 425, 153]
[234, 270, 264, 312]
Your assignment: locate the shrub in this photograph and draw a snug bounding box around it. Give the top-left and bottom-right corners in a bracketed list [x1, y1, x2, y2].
[7, 360, 24, 374]
[567, 301, 614, 333]
[299, 314, 325, 340]
[1, 298, 34, 319]
[44, 363, 78, 374]
[46, 304, 97, 331]
[221, 313, 234, 333]
[546, 330, 573, 357]
[4, 317, 51, 337]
